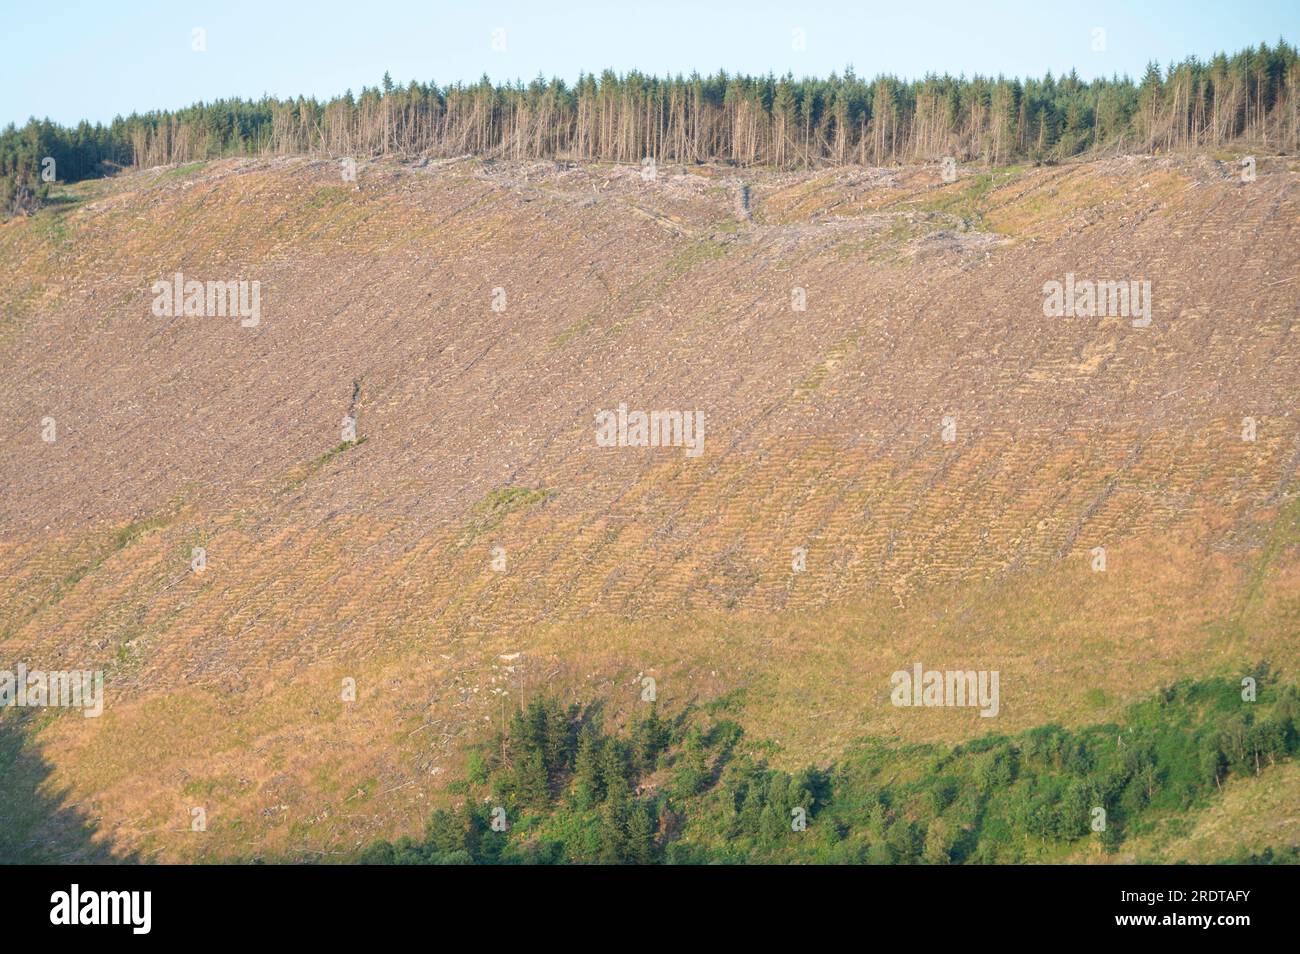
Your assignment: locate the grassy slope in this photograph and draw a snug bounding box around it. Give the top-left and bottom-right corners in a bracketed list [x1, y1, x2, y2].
[0, 155, 1296, 862]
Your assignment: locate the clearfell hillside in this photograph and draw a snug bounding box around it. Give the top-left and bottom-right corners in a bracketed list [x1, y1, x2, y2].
[0, 153, 1297, 862]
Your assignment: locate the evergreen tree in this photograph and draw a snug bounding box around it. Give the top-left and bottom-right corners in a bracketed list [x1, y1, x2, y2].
[426, 808, 467, 856]
[542, 697, 574, 777]
[5, 38, 1297, 208]
[573, 725, 604, 808]
[625, 800, 657, 864]
[600, 739, 631, 803]
[514, 747, 550, 809]
[598, 792, 629, 863]
[671, 728, 709, 799]
[631, 701, 668, 775]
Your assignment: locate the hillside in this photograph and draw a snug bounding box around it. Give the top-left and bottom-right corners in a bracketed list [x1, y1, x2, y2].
[1, 151, 1297, 862]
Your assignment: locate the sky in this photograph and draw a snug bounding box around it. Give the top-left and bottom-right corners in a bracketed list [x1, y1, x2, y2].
[2, 0, 1295, 128]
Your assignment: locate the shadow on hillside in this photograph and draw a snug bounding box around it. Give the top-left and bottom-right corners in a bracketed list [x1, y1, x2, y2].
[0, 713, 132, 864]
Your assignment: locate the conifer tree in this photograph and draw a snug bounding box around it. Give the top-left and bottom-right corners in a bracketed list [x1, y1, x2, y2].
[5, 39, 1296, 205]
[573, 725, 604, 808]
[625, 801, 657, 864]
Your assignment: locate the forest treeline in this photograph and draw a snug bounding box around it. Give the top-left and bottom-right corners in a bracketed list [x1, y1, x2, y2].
[2, 40, 1297, 210]
[357, 670, 1298, 864]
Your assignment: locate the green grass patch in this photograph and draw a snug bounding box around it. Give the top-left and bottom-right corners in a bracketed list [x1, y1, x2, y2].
[903, 166, 1023, 230]
[280, 438, 368, 494]
[151, 161, 207, 183]
[458, 487, 555, 547]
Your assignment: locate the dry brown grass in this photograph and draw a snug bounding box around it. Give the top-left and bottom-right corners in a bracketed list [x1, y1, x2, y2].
[1, 153, 1296, 861]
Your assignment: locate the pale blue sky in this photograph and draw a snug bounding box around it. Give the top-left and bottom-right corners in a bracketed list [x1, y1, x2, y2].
[3, 0, 1295, 128]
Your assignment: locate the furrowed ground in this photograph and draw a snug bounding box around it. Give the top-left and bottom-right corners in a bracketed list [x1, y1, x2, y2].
[0, 152, 1296, 861]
